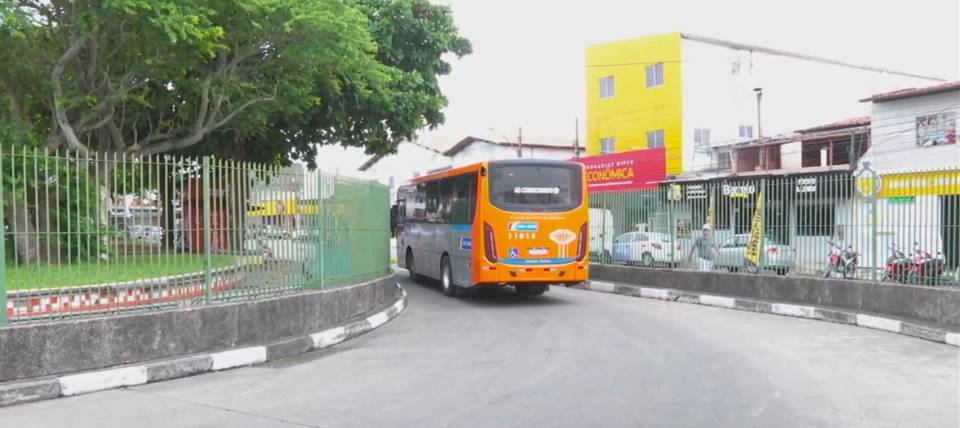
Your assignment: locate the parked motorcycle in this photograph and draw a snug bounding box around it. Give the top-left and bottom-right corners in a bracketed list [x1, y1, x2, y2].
[824, 240, 858, 279]
[882, 243, 911, 283]
[907, 242, 945, 285]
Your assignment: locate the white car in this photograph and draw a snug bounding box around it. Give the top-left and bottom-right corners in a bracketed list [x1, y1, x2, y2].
[611, 231, 683, 267]
[589, 208, 615, 260]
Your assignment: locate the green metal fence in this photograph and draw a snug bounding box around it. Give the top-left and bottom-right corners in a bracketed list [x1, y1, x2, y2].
[589, 166, 960, 286]
[0, 148, 390, 325]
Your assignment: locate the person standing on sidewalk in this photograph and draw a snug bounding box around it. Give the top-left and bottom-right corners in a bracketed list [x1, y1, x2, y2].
[688, 224, 718, 271]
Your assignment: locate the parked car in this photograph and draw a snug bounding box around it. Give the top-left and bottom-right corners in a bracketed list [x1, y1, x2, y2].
[714, 234, 795, 275]
[611, 231, 682, 267]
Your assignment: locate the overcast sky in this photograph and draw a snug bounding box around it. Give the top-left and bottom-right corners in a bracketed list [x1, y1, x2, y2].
[316, 0, 960, 176]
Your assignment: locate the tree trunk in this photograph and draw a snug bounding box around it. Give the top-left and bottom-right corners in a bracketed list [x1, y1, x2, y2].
[4, 192, 41, 264]
[32, 185, 64, 264]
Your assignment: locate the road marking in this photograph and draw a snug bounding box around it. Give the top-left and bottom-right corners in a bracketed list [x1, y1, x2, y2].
[210, 347, 267, 370]
[589, 281, 616, 293]
[639, 287, 669, 300]
[699, 294, 736, 308]
[771, 303, 816, 318]
[59, 366, 147, 396]
[856, 314, 902, 333]
[311, 326, 347, 348]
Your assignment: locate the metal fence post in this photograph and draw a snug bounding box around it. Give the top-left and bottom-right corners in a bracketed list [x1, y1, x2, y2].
[319, 172, 326, 288]
[759, 178, 767, 272]
[870, 179, 879, 282]
[0, 147, 8, 327]
[202, 156, 212, 304]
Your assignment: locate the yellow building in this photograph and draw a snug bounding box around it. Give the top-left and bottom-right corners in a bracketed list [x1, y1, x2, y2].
[586, 32, 942, 177]
[586, 32, 683, 175]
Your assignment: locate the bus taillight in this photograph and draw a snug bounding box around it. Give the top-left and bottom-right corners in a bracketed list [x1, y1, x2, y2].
[483, 223, 498, 263]
[576, 223, 588, 261]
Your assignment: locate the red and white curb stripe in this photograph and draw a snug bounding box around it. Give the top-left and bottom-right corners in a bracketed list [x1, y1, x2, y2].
[6, 270, 245, 321]
[582, 280, 958, 347]
[0, 284, 407, 407]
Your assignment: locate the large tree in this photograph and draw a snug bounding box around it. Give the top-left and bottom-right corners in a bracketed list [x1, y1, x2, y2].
[3, 0, 389, 157]
[189, 0, 472, 166]
[0, 0, 470, 262]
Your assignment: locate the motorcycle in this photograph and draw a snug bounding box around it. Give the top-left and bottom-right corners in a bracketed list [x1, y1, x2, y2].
[907, 242, 945, 285]
[824, 240, 858, 279]
[882, 242, 911, 283]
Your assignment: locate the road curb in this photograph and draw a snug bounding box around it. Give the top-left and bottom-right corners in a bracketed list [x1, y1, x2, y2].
[0, 284, 407, 407]
[577, 281, 959, 347]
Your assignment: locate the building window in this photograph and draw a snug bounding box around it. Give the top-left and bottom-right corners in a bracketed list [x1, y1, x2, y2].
[646, 130, 665, 149]
[739, 125, 754, 138]
[645, 63, 664, 88]
[599, 76, 615, 99]
[600, 137, 616, 154]
[717, 152, 732, 170]
[694, 129, 711, 147]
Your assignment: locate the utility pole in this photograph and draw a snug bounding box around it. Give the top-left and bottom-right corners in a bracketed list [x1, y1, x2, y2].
[754, 87, 764, 169]
[574, 118, 580, 157]
[517, 126, 523, 158]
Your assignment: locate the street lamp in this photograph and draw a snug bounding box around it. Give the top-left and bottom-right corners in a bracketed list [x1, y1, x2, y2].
[754, 87, 764, 169]
[488, 127, 522, 158]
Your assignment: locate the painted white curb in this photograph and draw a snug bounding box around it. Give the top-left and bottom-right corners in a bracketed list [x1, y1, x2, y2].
[699, 294, 736, 309]
[210, 347, 268, 371]
[59, 366, 148, 396]
[640, 287, 669, 300]
[772, 303, 816, 318]
[946, 333, 960, 347]
[589, 281, 616, 293]
[856, 314, 902, 333]
[311, 326, 347, 348]
[1, 281, 408, 408]
[367, 312, 389, 329]
[575, 280, 958, 348]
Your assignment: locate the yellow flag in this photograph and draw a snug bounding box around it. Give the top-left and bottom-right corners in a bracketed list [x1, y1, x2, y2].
[744, 189, 764, 269]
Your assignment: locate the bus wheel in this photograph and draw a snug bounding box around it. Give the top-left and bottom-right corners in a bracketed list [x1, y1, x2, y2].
[516, 284, 547, 296]
[406, 248, 420, 282]
[441, 255, 458, 297]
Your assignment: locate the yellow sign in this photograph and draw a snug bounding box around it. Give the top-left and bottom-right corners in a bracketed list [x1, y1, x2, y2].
[744, 189, 764, 269]
[873, 170, 960, 198]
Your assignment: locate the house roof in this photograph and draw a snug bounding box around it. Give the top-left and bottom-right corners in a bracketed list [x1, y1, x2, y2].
[859, 81, 960, 103]
[680, 33, 947, 82]
[796, 117, 871, 133]
[356, 134, 576, 171]
[442, 136, 576, 157]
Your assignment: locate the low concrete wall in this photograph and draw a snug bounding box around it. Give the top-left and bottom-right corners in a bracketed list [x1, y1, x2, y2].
[0, 274, 398, 383]
[591, 265, 960, 331]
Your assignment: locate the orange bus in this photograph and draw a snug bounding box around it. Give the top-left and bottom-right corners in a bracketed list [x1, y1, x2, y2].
[393, 159, 589, 296]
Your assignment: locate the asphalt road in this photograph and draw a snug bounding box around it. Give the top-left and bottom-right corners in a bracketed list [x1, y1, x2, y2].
[2, 274, 957, 427]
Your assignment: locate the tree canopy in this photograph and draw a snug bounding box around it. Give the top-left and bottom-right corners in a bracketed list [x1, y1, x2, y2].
[0, 0, 471, 164]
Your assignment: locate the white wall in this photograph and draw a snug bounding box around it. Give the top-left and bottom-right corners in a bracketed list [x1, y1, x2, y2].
[449, 141, 574, 166]
[681, 38, 943, 173]
[860, 90, 960, 173]
[361, 142, 451, 199]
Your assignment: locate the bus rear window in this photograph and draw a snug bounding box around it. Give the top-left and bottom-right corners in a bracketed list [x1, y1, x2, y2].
[489, 163, 582, 212]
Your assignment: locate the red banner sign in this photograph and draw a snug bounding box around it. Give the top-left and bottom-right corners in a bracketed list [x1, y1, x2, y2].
[571, 148, 666, 192]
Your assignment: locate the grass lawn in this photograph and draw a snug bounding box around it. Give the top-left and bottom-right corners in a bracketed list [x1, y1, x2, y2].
[6, 254, 237, 291]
